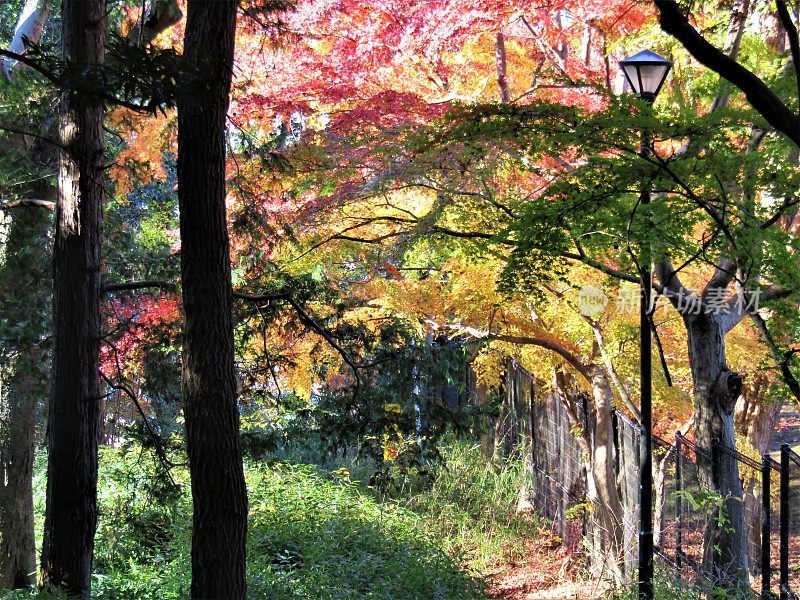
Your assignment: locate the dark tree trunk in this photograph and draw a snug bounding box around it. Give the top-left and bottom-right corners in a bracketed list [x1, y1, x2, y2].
[0, 368, 38, 590]
[39, 0, 105, 594]
[177, 1, 248, 598]
[0, 1, 52, 589]
[684, 312, 749, 589]
[0, 206, 51, 590]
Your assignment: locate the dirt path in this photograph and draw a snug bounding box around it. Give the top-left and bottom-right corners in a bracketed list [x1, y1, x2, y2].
[484, 537, 605, 600]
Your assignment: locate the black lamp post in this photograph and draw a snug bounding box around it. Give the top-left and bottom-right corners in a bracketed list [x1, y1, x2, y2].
[619, 49, 672, 600]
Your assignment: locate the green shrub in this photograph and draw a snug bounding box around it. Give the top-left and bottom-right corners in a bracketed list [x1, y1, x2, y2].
[5, 446, 483, 599]
[245, 462, 484, 599]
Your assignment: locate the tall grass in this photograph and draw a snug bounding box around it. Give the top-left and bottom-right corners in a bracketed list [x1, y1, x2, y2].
[3, 445, 486, 600]
[394, 440, 539, 572]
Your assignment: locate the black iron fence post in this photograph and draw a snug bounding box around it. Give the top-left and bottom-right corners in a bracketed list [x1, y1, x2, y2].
[675, 431, 683, 576]
[763, 454, 771, 597]
[781, 444, 790, 600]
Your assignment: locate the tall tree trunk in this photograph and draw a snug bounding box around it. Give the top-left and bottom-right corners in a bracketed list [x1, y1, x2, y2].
[685, 312, 749, 589]
[1, 0, 49, 78]
[39, 0, 105, 593]
[553, 368, 626, 584]
[653, 417, 693, 551]
[735, 374, 781, 573]
[735, 373, 781, 456]
[586, 367, 625, 584]
[0, 366, 38, 589]
[0, 2, 53, 589]
[177, 1, 248, 598]
[0, 205, 51, 590]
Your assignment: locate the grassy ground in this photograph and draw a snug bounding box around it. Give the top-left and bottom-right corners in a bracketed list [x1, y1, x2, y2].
[394, 442, 538, 573]
[4, 440, 537, 599]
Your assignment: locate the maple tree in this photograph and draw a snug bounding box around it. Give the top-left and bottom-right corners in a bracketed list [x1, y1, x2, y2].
[230, 0, 800, 587]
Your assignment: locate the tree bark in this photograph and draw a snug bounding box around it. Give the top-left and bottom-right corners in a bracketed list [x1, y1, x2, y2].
[39, 0, 105, 594]
[0, 206, 50, 590]
[735, 374, 780, 575]
[553, 367, 626, 584]
[487, 332, 629, 582]
[684, 311, 749, 589]
[177, 1, 248, 597]
[0, 367, 38, 589]
[1, 0, 49, 78]
[586, 367, 625, 584]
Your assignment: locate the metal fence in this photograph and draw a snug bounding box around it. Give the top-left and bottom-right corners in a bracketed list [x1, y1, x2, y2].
[529, 385, 589, 555]
[649, 437, 800, 597]
[510, 379, 800, 596]
[779, 444, 800, 599]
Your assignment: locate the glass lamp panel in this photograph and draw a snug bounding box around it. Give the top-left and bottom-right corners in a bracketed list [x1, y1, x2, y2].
[621, 63, 641, 94]
[637, 64, 669, 95]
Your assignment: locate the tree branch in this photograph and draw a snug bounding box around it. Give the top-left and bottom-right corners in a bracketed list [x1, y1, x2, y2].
[703, 257, 738, 294]
[101, 373, 180, 482]
[709, 0, 752, 112]
[0, 198, 55, 211]
[589, 319, 641, 420]
[490, 333, 591, 379]
[648, 313, 674, 387]
[234, 291, 361, 401]
[776, 0, 800, 111]
[654, 257, 698, 310]
[720, 284, 792, 334]
[103, 280, 177, 293]
[495, 31, 512, 103]
[562, 251, 642, 285]
[750, 311, 800, 403]
[0, 122, 63, 148]
[655, 0, 800, 146]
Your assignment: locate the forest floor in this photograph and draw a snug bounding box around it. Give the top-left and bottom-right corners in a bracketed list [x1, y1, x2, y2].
[483, 536, 605, 600]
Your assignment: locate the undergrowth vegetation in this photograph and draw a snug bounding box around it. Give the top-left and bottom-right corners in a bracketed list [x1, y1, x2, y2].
[609, 572, 761, 600]
[392, 442, 537, 572]
[4, 439, 537, 599]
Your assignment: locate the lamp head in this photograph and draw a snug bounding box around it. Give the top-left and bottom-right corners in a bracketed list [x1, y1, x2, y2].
[619, 50, 672, 102]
